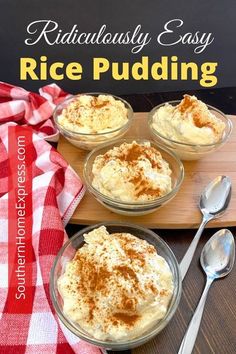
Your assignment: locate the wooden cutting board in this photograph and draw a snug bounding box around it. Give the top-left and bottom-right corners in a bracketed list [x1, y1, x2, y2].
[57, 113, 236, 229]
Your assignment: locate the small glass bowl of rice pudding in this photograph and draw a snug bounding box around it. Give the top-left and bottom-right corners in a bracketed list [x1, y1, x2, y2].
[54, 93, 133, 150]
[50, 222, 181, 350]
[148, 95, 232, 160]
[83, 139, 184, 215]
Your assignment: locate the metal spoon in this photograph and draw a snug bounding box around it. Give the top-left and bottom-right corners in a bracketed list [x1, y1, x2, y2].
[178, 229, 235, 354]
[180, 176, 232, 280]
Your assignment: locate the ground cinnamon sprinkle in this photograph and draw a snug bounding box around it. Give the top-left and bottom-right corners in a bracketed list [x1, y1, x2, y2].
[112, 313, 140, 326]
[136, 185, 161, 198]
[74, 260, 142, 325]
[74, 254, 111, 297]
[91, 97, 109, 109]
[193, 112, 215, 131]
[129, 174, 142, 185]
[92, 141, 172, 202]
[147, 245, 156, 254]
[121, 144, 144, 162]
[129, 173, 161, 198]
[117, 294, 137, 312]
[160, 289, 168, 296]
[74, 247, 143, 323]
[58, 94, 128, 135]
[114, 265, 138, 282]
[149, 283, 158, 294]
[177, 94, 196, 113]
[125, 248, 145, 266]
[177, 95, 216, 132]
[114, 263, 145, 299]
[74, 256, 113, 320]
[88, 297, 96, 320]
[90, 266, 111, 291]
[119, 143, 161, 169]
[58, 227, 174, 340]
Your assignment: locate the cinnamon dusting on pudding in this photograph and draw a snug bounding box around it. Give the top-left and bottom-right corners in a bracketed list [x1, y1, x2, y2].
[112, 313, 140, 326]
[57, 94, 128, 134]
[92, 141, 172, 202]
[91, 97, 109, 109]
[177, 94, 196, 113]
[152, 94, 226, 145]
[177, 95, 217, 132]
[58, 226, 174, 341]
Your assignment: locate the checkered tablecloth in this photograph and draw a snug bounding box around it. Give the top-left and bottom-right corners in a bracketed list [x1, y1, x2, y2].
[0, 82, 104, 353]
[0, 81, 70, 141]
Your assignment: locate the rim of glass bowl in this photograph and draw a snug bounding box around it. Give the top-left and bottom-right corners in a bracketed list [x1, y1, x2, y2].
[50, 221, 182, 349]
[83, 138, 184, 207]
[148, 100, 233, 148]
[53, 92, 133, 136]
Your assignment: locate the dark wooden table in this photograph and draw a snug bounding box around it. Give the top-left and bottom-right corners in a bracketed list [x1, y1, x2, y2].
[133, 227, 236, 354]
[66, 87, 236, 354]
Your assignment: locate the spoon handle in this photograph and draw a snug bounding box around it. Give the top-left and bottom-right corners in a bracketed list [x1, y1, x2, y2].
[180, 217, 210, 280]
[178, 277, 214, 354]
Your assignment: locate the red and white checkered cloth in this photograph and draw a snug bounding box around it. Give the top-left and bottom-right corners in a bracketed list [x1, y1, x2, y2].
[0, 81, 70, 141]
[0, 83, 104, 354]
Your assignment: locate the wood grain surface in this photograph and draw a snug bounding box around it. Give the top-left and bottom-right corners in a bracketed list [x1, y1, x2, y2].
[132, 227, 236, 354]
[58, 113, 236, 229]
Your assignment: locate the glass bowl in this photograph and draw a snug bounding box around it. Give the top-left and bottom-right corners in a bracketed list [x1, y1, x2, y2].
[83, 139, 184, 216]
[148, 101, 232, 161]
[53, 93, 133, 150]
[50, 222, 182, 350]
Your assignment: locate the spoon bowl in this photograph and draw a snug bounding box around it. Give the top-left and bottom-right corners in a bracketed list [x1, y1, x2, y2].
[200, 176, 232, 218]
[180, 175, 232, 279]
[201, 229, 235, 278]
[178, 229, 235, 354]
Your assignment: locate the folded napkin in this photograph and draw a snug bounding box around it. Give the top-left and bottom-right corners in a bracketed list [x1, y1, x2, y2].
[0, 81, 70, 141]
[0, 83, 103, 353]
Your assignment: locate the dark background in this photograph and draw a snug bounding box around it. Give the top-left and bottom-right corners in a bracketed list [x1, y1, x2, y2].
[0, 0, 236, 95]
